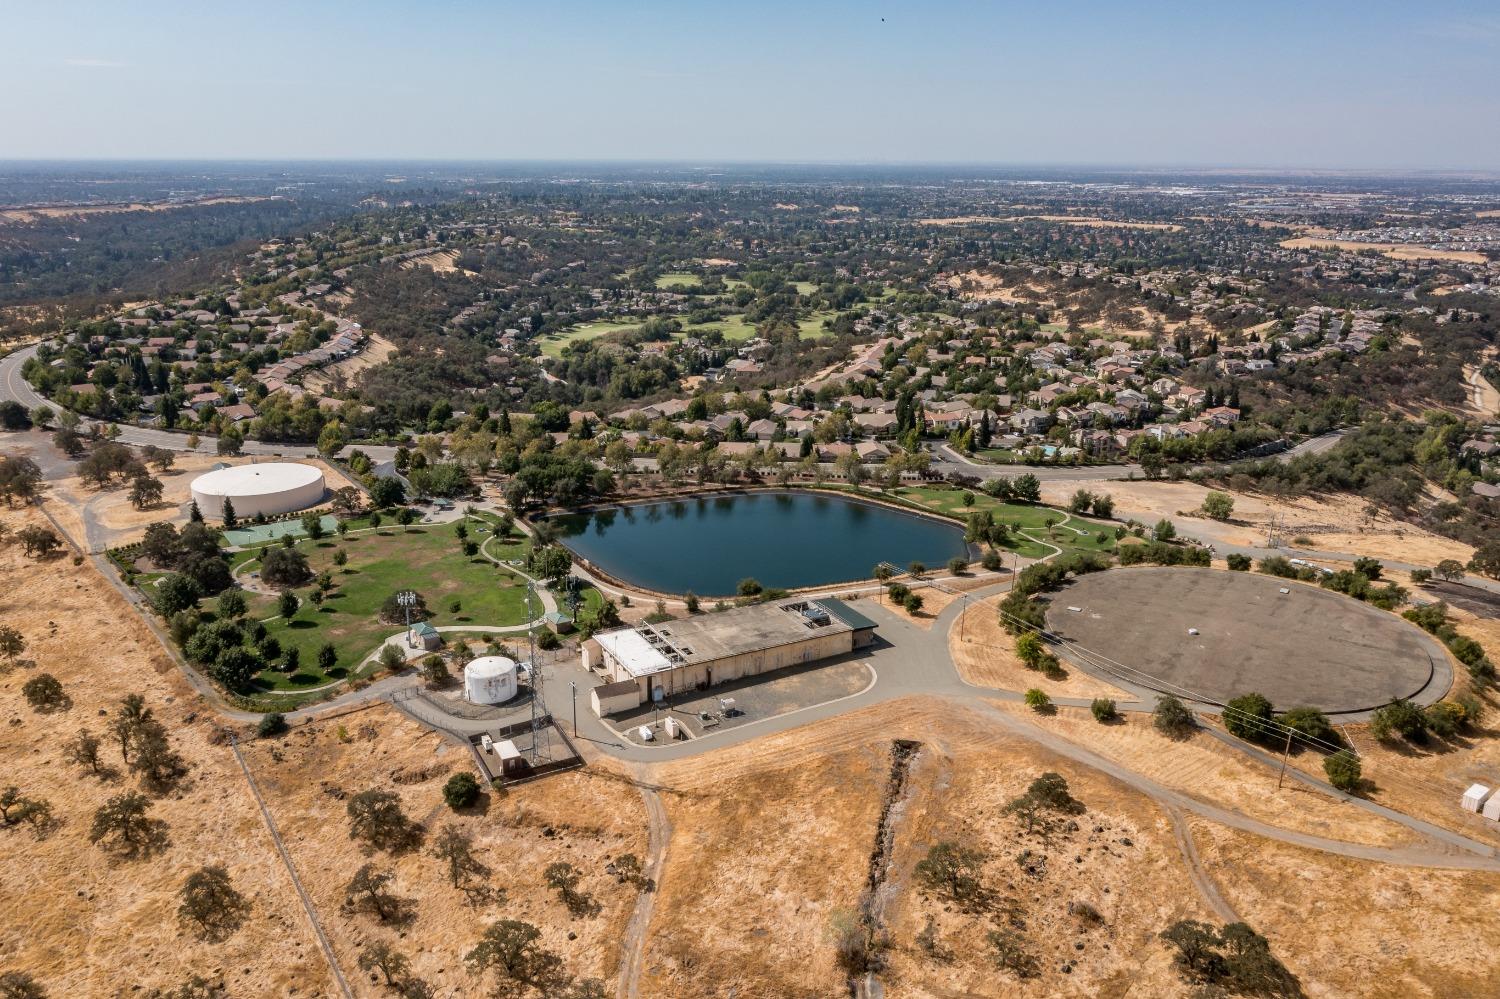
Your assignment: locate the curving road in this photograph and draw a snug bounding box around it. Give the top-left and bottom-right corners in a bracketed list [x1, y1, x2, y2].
[15, 339, 1500, 873]
[391, 579, 1500, 869]
[0, 343, 396, 461]
[929, 428, 1348, 482]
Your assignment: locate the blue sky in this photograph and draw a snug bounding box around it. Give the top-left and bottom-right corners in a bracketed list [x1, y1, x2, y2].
[3, 0, 1498, 168]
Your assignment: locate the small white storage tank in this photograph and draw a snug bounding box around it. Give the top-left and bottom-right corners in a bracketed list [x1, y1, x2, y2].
[464, 656, 518, 705]
[1461, 783, 1493, 813]
[664, 716, 679, 740]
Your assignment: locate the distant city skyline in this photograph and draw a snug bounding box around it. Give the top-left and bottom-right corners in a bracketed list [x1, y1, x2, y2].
[4, 0, 1499, 169]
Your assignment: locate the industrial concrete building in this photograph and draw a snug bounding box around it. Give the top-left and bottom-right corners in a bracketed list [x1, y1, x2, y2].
[583, 597, 877, 715]
[190, 461, 326, 520]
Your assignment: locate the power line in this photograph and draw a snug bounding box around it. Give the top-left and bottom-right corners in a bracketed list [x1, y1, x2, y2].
[994, 604, 1471, 802]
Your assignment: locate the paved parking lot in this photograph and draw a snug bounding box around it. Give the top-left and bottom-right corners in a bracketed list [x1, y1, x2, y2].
[605, 656, 876, 745]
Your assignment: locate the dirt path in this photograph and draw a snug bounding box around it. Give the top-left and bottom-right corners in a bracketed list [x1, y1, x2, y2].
[230, 736, 354, 999]
[617, 767, 672, 999]
[1167, 805, 1239, 923]
[1467, 365, 1499, 417]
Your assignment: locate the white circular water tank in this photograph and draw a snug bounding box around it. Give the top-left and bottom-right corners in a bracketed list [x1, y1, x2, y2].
[464, 656, 518, 705]
[190, 462, 326, 520]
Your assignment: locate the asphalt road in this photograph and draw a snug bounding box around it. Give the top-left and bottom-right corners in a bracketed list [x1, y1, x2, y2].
[1, 343, 396, 461]
[929, 429, 1347, 482]
[18, 339, 1498, 869]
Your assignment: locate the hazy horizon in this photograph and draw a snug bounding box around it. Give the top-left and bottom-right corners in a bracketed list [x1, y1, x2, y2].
[4, 0, 1500, 169]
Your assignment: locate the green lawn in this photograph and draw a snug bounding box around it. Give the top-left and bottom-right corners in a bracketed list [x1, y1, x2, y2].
[655, 272, 703, 290]
[890, 486, 1118, 560]
[539, 320, 640, 359]
[797, 311, 835, 339]
[676, 314, 760, 343]
[792, 280, 818, 296]
[237, 520, 536, 691]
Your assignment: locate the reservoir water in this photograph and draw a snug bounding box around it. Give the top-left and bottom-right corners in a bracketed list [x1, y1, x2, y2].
[550, 490, 968, 595]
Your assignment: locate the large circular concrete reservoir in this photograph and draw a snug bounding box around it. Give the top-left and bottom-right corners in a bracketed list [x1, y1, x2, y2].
[1042, 567, 1448, 714]
[190, 462, 326, 520]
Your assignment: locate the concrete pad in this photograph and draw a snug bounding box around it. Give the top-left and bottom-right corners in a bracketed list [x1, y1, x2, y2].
[1044, 567, 1444, 713]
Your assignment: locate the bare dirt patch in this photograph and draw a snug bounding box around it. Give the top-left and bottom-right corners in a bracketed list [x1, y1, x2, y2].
[399, 248, 475, 276]
[0, 196, 280, 225]
[1280, 236, 1489, 265]
[920, 215, 1018, 226]
[921, 215, 1182, 231]
[946, 268, 1055, 304]
[1047, 479, 1474, 567]
[301, 332, 397, 393]
[1464, 363, 1500, 417]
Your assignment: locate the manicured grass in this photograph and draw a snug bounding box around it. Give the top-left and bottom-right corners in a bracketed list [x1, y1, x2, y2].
[792, 280, 818, 296]
[655, 272, 703, 289]
[891, 486, 1118, 559]
[676, 314, 760, 343]
[806, 483, 1050, 559]
[679, 308, 827, 342]
[539, 320, 640, 359]
[239, 520, 535, 691]
[796, 311, 835, 339]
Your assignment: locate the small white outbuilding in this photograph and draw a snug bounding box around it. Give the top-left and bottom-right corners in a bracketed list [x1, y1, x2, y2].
[1461, 783, 1493, 813]
[464, 656, 518, 705]
[1483, 794, 1500, 822]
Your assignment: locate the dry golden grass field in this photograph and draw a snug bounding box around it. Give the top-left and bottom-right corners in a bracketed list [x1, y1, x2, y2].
[9, 493, 1500, 996]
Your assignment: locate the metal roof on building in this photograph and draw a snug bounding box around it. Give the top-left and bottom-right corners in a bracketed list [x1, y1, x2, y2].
[815, 597, 879, 632]
[592, 597, 860, 679]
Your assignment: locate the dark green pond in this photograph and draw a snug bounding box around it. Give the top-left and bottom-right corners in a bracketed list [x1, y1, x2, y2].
[550, 491, 968, 595]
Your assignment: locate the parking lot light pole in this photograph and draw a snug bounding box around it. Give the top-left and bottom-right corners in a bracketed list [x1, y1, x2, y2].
[570, 680, 577, 737]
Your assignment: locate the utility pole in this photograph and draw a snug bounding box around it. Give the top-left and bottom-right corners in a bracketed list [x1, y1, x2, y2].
[525, 579, 549, 764]
[1276, 727, 1293, 789]
[396, 590, 417, 647]
[570, 680, 577, 738]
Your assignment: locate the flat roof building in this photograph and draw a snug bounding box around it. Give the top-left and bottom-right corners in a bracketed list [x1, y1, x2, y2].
[582, 597, 877, 715]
